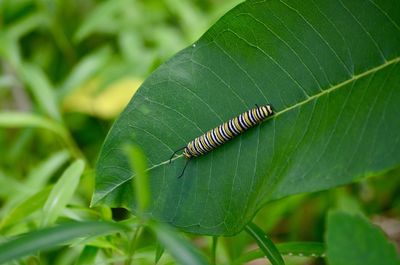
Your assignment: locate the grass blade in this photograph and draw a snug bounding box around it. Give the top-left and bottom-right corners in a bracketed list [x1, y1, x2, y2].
[0, 112, 64, 135]
[245, 222, 285, 265]
[26, 150, 70, 190]
[0, 112, 81, 157]
[0, 221, 127, 264]
[42, 160, 85, 226]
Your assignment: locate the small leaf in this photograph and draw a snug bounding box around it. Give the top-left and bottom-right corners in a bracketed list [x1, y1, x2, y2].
[326, 211, 400, 265]
[245, 222, 284, 265]
[0, 187, 52, 231]
[149, 221, 209, 265]
[42, 160, 85, 226]
[0, 221, 127, 264]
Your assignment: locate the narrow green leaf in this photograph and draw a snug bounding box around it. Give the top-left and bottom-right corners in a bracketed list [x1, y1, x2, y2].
[7, 12, 47, 39]
[25, 150, 70, 190]
[19, 63, 61, 121]
[326, 211, 400, 265]
[0, 112, 65, 136]
[233, 242, 325, 265]
[149, 221, 209, 265]
[245, 222, 284, 265]
[73, 0, 124, 42]
[0, 187, 52, 231]
[42, 160, 85, 226]
[124, 145, 150, 211]
[0, 221, 127, 264]
[0, 112, 81, 158]
[94, 0, 400, 235]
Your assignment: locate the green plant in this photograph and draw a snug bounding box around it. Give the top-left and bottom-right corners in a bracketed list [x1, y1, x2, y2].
[94, 0, 400, 263]
[0, 0, 399, 264]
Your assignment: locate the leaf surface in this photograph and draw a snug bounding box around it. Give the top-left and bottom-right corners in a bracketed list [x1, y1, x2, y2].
[94, 0, 400, 235]
[326, 211, 400, 265]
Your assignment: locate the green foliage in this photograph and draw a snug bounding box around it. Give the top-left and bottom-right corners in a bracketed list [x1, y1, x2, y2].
[124, 145, 151, 212]
[245, 222, 285, 265]
[233, 242, 325, 265]
[94, 0, 400, 236]
[326, 211, 400, 265]
[149, 221, 210, 265]
[41, 159, 85, 226]
[0, 0, 399, 264]
[0, 221, 128, 264]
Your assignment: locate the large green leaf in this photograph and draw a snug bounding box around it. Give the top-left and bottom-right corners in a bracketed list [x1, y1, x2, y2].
[93, 0, 400, 235]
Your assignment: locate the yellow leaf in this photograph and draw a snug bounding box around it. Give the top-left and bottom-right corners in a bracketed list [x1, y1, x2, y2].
[63, 78, 142, 119]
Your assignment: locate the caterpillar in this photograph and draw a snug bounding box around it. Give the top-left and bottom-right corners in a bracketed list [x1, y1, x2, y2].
[169, 104, 274, 178]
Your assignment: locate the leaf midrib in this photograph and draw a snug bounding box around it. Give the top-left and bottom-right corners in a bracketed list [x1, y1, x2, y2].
[93, 56, 400, 205]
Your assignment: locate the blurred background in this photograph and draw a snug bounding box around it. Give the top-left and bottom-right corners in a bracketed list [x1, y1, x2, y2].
[0, 0, 241, 165]
[0, 0, 399, 264]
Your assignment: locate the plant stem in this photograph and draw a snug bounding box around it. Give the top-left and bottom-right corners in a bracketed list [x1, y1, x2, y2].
[211, 236, 218, 265]
[125, 225, 143, 265]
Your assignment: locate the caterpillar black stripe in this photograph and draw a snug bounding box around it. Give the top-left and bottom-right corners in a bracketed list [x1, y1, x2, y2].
[169, 104, 274, 178]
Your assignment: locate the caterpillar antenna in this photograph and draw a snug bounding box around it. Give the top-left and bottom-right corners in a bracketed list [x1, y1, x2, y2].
[169, 146, 186, 164]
